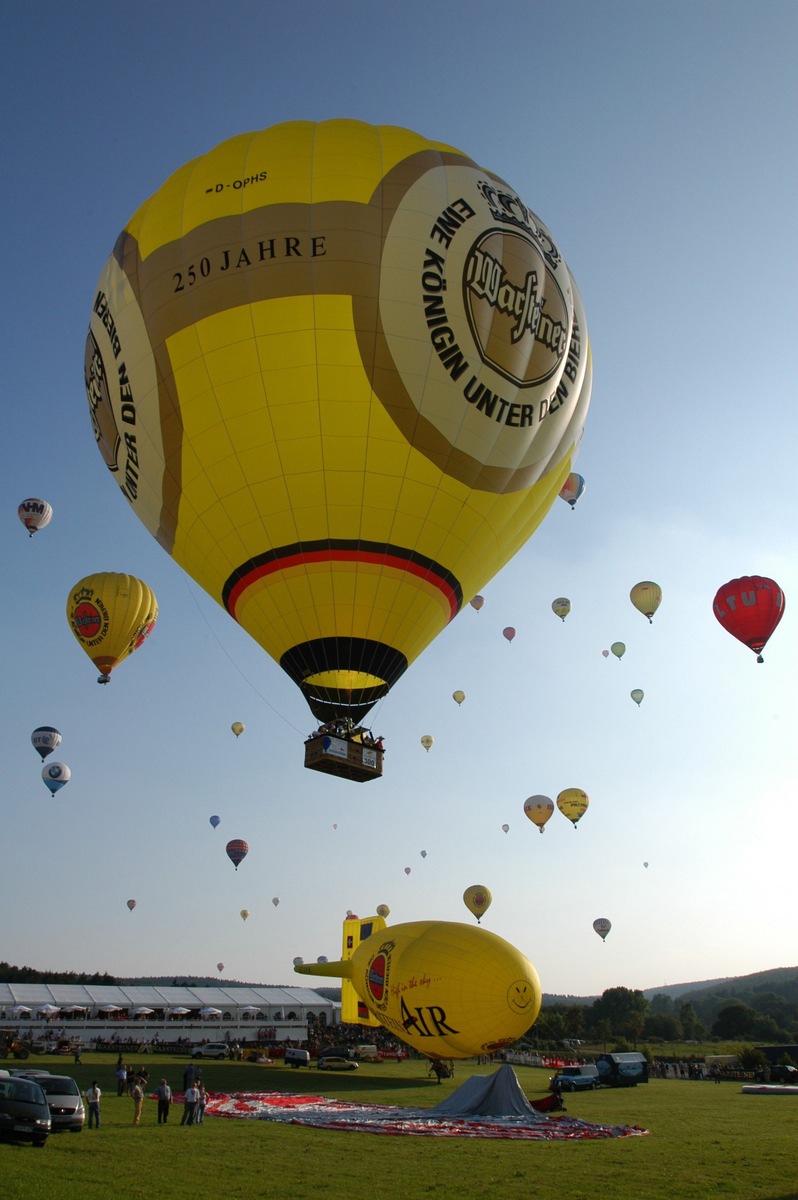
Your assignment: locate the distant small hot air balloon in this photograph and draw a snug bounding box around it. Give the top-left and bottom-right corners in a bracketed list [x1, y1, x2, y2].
[713, 575, 785, 663]
[66, 572, 157, 684]
[31, 726, 62, 760]
[420, 850, 428, 859]
[470, 596, 485, 612]
[452, 690, 466, 706]
[272, 897, 280, 907]
[610, 642, 626, 661]
[231, 722, 245, 738]
[317, 956, 328, 964]
[630, 581, 662, 623]
[463, 885, 492, 923]
[127, 899, 136, 912]
[551, 597, 571, 621]
[630, 689, 644, 706]
[404, 867, 412, 876]
[501, 823, 510, 834]
[643, 862, 649, 869]
[42, 762, 70, 796]
[559, 473, 585, 509]
[593, 918, 611, 941]
[502, 626, 516, 643]
[557, 788, 589, 828]
[18, 497, 53, 536]
[332, 823, 338, 830]
[240, 909, 250, 921]
[209, 814, 221, 829]
[523, 795, 554, 833]
[217, 962, 224, 972]
[420, 735, 434, 752]
[293, 957, 304, 967]
[225, 839, 249, 870]
[376, 904, 390, 917]
[601, 649, 609, 658]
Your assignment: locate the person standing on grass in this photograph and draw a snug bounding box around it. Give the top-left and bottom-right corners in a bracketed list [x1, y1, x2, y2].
[181, 1081, 199, 1125]
[116, 1062, 127, 1096]
[156, 1078, 172, 1124]
[131, 1078, 144, 1125]
[86, 1081, 101, 1129]
[195, 1082, 207, 1124]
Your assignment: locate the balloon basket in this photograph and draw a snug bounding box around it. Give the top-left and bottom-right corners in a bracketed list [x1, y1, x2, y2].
[304, 730, 384, 782]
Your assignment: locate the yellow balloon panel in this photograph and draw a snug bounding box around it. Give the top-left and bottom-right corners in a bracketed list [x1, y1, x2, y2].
[87, 119, 591, 719]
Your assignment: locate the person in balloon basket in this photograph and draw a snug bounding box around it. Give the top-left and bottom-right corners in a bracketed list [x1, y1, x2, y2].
[181, 1082, 200, 1125]
[86, 1081, 101, 1129]
[156, 1078, 172, 1124]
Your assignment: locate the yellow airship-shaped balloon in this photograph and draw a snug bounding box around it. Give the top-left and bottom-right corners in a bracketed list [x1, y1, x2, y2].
[463, 884, 492, 923]
[295, 914, 542, 1059]
[556, 787, 589, 828]
[85, 119, 592, 725]
[523, 794, 555, 833]
[630, 581, 662, 623]
[66, 572, 157, 683]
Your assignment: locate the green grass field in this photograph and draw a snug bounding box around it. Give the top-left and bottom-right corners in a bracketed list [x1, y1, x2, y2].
[3, 1053, 797, 1200]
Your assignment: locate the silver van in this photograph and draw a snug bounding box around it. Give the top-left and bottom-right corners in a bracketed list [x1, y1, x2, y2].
[284, 1048, 310, 1068]
[21, 1074, 84, 1132]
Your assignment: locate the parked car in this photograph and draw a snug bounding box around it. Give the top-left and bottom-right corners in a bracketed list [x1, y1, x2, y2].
[284, 1049, 311, 1068]
[317, 1045, 356, 1061]
[0, 1075, 51, 1147]
[317, 1056, 359, 1071]
[549, 1064, 600, 1092]
[20, 1074, 84, 1132]
[769, 1064, 798, 1084]
[191, 1042, 229, 1060]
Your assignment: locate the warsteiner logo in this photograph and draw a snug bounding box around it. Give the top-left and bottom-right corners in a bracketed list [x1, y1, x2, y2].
[85, 329, 121, 473]
[464, 230, 570, 389]
[365, 940, 395, 1010]
[71, 602, 103, 641]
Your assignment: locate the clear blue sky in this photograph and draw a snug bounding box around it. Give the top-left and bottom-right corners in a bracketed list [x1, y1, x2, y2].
[1, 1, 796, 997]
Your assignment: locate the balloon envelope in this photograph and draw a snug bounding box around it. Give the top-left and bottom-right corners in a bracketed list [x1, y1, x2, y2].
[551, 597, 571, 621]
[296, 918, 542, 1059]
[31, 726, 62, 760]
[630, 581, 662, 623]
[463, 885, 492, 923]
[556, 788, 589, 827]
[593, 918, 611, 941]
[523, 794, 554, 833]
[501, 823, 510, 833]
[502, 627, 516, 642]
[420, 850, 427, 859]
[376, 904, 390, 917]
[217, 963, 224, 972]
[240, 909, 250, 921]
[18, 497, 52, 536]
[272, 898, 280, 907]
[712, 576, 785, 662]
[452, 690, 465, 706]
[127, 899, 136, 912]
[630, 688, 644, 706]
[559, 473, 585, 508]
[601, 649, 609, 658]
[420, 735, 434, 752]
[469, 596, 485, 612]
[42, 762, 71, 795]
[404, 867, 412, 875]
[225, 839, 249, 869]
[231, 722, 245, 737]
[85, 118, 591, 725]
[66, 572, 157, 683]
[209, 815, 220, 829]
[610, 642, 626, 660]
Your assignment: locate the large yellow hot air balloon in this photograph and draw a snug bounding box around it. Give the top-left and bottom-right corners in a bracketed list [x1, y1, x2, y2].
[630, 581, 662, 623]
[556, 787, 589, 828]
[295, 913, 541, 1059]
[66, 572, 157, 683]
[85, 119, 592, 726]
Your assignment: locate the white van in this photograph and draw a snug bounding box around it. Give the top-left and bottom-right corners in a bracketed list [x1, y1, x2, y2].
[284, 1048, 310, 1068]
[355, 1044, 380, 1062]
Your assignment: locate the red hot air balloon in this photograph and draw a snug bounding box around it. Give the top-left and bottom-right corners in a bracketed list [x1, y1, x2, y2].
[713, 576, 785, 663]
[502, 627, 516, 643]
[225, 839, 249, 870]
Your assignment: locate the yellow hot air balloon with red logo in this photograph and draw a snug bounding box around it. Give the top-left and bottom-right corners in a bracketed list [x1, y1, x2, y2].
[66, 572, 157, 683]
[557, 787, 589, 828]
[85, 119, 591, 730]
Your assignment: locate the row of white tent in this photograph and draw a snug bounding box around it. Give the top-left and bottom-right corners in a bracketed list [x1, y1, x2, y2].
[8, 1002, 238, 1018]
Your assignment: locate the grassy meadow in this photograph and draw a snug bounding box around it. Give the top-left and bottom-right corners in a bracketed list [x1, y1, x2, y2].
[2, 1052, 797, 1200]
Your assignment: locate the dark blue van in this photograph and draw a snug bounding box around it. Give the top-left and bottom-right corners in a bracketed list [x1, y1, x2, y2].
[595, 1052, 649, 1087]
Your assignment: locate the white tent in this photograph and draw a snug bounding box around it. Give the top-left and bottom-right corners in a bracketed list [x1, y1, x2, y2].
[199, 1007, 222, 1018]
[11, 1004, 31, 1016]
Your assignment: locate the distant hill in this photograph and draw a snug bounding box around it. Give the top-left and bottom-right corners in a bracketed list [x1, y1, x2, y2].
[642, 966, 798, 1005]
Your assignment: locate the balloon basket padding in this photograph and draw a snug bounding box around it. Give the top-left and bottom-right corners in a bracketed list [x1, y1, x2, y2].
[304, 732, 384, 782]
